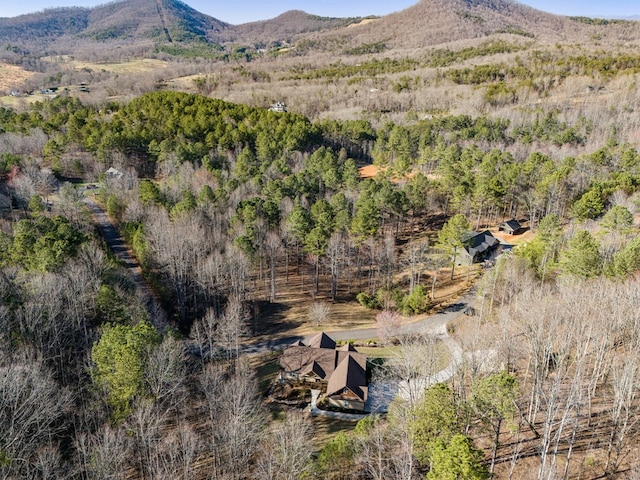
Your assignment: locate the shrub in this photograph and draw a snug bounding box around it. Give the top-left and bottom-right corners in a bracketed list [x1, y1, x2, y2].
[356, 291, 381, 309]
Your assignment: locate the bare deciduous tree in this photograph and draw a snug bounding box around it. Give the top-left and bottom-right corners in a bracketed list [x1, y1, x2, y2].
[145, 335, 186, 406]
[376, 309, 401, 345]
[263, 230, 284, 303]
[256, 413, 314, 480]
[379, 334, 443, 407]
[200, 363, 267, 479]
[0, 358, 73, 479]
[308, 301, 331, 327]
[75, 426, 130, 480]
[145, 209, 206, 326]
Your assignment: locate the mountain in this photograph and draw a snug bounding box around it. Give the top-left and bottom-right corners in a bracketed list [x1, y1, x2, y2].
[312, 0, 640, 51]
[0, 7, 91, 43]
[84, 0, 228, 43]
[0, 0, 230, 53]
[0, 1, 372, 52]
[2, 0, 640, 55]
[228, 10, 367, 44]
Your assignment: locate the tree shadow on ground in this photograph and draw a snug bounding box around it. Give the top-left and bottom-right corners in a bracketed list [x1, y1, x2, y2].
[251, 300, 305, 335]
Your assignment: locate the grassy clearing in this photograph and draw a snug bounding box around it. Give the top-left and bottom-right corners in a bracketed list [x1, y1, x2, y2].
[367, 339, 452, 370]
[250, 352, 281, 396]
[0, 62, 34, 92]
[310, 416, 358, 451]
[354, 345, 402, 358]
[41, 57, 170, 74]
[0, 93, 71, 107]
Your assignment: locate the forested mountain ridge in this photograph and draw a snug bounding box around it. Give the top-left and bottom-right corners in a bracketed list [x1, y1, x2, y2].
[3, 0, 640, 59]
[379, 0, 640, 46]
[0, 0, 230, 50]
[0, 0, 363, 57]
[225, 10, 367, 44]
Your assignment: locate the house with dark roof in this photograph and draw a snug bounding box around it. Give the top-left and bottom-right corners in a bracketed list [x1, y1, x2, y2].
[279, 332, 369, 411]
[456, 230, 500, 266]
[499, 219, 524, 235]
[325, 354, 369, 411]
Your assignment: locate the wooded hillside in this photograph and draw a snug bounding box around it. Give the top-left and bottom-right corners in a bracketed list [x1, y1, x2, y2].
[1, 0, 640, 479]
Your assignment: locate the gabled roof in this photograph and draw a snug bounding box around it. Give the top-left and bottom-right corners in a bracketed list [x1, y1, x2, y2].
[337, 343, 358, 352]
[336, 350, 367, 370]
[463, 230, 498, 257]
[308, 332, 336, 350]
[300, 360, 326, 379]
[326, 354, 368, 402]
[500, 219, 521, 230]
[290, 339, 306, 346]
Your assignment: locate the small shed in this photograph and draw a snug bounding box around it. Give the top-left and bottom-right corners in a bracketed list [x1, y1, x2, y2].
[499, 219, 523, 235]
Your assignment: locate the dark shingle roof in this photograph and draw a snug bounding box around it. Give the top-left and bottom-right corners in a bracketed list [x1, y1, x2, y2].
[337, 343, 358, 352]
[499, 219, 521, 232]
[463, 230, 498, 256]
[280, 333, 368, 398]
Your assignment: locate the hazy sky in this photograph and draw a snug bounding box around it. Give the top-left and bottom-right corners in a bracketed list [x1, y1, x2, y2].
[1, 0, 639, 24]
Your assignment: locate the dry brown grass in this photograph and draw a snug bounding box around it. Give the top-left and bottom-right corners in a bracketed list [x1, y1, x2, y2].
[250, 270, 378, 340]
[0, 62, 34, 92]
[250, 260, 480, 342]
[55, 58, 170, 74]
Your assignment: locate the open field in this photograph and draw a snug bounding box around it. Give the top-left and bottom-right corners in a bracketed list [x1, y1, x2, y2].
[0, 62, 34, 92]
[0, 94, 54, 107]
[41, 56, 170, 74]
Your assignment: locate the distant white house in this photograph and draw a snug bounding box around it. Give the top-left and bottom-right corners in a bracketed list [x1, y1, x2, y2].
[268, 102, 287, 113]
[105, 167, 124, 179]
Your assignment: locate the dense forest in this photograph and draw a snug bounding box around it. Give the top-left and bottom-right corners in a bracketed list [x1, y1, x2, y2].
[1, 0, 640, 478]
[0, 85, 639, 479]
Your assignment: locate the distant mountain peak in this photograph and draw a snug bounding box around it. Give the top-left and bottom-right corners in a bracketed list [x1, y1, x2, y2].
[0, 0, 230, 51]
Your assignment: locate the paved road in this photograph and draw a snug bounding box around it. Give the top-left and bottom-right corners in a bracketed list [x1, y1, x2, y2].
[85, 196, 136, 268]
[85, 196, 167, 329]
[303, 299, 476, 417]
[241, 288, 477, 354]
[322, 288, 477, 342]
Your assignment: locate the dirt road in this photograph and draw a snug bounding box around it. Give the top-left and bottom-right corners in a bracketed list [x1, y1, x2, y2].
[85, 196, 167, 329]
